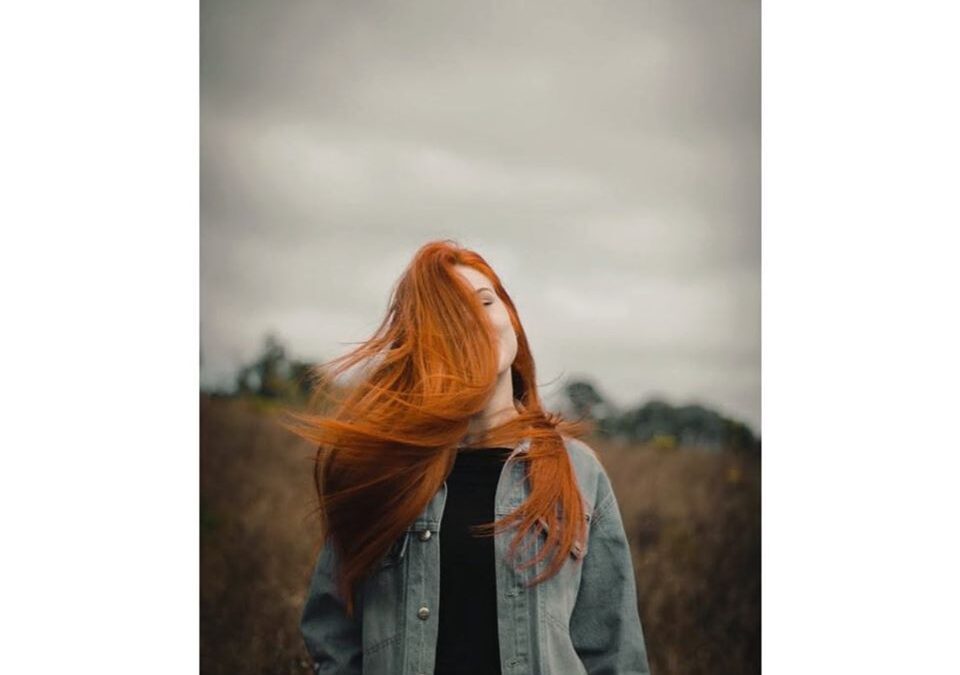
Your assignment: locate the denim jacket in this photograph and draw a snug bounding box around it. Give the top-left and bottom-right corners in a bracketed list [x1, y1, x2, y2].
[300, 435, 651, 674]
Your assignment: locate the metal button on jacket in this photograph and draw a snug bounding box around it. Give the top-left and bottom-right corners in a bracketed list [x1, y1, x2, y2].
[418, 529, 432, 541]
[417, 606, 430, 620]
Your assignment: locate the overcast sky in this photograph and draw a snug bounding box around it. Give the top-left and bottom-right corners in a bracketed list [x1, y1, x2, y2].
[200, 0, 760, 433]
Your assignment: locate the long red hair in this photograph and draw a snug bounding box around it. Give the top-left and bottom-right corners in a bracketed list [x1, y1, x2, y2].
[281, 239, 593, 618]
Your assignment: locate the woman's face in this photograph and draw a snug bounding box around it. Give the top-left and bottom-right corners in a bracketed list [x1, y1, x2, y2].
[453, 264, 518, 375]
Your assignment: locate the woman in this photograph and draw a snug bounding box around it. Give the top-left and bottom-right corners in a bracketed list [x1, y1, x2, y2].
[282, 240, 650, 674]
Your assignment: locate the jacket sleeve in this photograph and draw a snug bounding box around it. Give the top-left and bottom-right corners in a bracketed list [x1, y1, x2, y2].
[569, 469, 652, 674]
[299, 537, 364, 675]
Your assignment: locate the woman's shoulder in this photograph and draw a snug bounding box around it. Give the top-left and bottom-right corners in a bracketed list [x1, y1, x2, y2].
[558, 434, 610, 508]
[558, 434, 603, 467]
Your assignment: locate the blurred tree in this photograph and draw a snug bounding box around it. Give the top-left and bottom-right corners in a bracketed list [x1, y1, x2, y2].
[560, 380, 759, 453]
[565, 380, 606, 418]
[235, 333, 319, 403]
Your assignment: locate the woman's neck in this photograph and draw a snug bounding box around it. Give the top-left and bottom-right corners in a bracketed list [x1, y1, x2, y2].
[461, 368, 518, 444]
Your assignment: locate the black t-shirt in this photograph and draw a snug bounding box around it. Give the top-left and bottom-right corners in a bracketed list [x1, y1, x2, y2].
[433, 446, 515, 675]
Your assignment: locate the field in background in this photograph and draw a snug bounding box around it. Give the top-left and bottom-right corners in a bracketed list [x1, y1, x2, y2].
[200, 394, 760, 675]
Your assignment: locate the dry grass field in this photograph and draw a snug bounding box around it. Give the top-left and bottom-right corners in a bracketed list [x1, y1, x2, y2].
[200, 394, 760, 675]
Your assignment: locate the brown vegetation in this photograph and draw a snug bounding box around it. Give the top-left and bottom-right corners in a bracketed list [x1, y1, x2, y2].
[200, 394, 759, 675]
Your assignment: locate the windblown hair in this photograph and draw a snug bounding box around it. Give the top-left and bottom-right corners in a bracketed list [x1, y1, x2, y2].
[281, 239, 593, 618]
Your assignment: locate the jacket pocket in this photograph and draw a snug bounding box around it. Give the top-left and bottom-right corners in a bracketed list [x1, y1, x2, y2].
[536, 509, 592, 560]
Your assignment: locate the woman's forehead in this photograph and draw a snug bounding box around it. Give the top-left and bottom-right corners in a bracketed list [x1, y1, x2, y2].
[452, 264, 493, 290]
